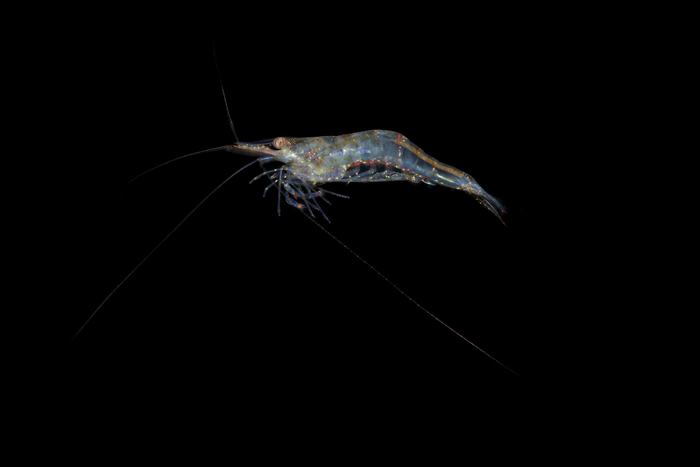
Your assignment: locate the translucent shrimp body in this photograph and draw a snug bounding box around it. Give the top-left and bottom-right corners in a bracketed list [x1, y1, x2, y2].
[76, 125, 515, 373]
[231, 130, 506, 223]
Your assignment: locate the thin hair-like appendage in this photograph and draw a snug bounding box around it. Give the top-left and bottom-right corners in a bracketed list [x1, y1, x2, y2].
[129, 146, 233, 185]
[73, 157, 266, 339]
[299, 209, 519, 375]
[213, 44, 239, 144]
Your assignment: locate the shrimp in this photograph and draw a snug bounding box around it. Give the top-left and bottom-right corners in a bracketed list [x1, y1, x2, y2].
[230, 132, 515, 374]
[230, 131, 506, 225]
[75, 54, 516, 375]
[76, 130, 515, 374]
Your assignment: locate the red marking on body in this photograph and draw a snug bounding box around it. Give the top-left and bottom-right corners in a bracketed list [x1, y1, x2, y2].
[345, 160, 416, 178]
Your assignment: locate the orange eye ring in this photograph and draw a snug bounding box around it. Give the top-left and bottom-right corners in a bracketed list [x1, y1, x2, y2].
[272, 137, 286, 149]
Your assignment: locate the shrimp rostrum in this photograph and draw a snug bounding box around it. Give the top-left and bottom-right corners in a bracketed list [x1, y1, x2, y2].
[231, 129, 506, 224]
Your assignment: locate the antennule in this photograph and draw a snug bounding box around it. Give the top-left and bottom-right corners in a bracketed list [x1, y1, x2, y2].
[212, 44, 239, 143]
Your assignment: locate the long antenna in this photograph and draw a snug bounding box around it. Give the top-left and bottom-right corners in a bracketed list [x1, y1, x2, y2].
[299, 209, 519, 375]
[75, 45, 249, 338]
[213, 44, 239, 143]
[128, 146, 232, 184]
[73, 157, 265, 340]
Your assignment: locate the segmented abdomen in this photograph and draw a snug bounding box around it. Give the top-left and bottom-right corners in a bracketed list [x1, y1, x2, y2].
[286, 129, 506, 222]
[343, 130, 471, 189]
[286, 130, 467, 187]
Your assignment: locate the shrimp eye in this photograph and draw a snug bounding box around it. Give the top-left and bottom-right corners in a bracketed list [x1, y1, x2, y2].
[272, 137, 286, 149]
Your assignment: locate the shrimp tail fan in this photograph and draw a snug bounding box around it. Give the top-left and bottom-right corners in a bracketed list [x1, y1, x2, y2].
[463, 181, 507, 225]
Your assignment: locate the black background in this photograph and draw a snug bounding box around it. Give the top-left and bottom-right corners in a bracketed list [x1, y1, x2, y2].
[64, 18, 615, 391]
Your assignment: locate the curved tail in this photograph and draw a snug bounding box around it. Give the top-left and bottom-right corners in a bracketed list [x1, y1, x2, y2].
[463, 181, 507, 225]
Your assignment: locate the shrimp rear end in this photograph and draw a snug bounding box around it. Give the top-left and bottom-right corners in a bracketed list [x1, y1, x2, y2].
[335, 130, 507, 224]
[460, 180, 507, 225]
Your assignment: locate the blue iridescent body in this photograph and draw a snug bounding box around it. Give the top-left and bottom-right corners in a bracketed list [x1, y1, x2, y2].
[231, 129, 505, 223]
